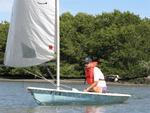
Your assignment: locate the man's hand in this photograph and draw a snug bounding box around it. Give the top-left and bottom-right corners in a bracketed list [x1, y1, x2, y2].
[84, 89, 88, 92]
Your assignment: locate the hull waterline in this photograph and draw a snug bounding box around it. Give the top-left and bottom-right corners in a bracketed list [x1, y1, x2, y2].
[27, 87, 131, 105]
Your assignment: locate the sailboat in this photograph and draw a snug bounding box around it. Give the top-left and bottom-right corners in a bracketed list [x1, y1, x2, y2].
[4, 0, 131, 105]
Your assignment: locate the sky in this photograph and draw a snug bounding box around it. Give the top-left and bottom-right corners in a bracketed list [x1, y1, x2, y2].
[0, 0, 150, 22]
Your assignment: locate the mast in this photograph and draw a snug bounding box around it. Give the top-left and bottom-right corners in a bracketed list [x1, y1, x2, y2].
[56, 0, 60, 90]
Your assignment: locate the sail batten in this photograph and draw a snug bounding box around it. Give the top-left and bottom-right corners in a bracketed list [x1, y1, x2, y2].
[4, 0, 56, 67]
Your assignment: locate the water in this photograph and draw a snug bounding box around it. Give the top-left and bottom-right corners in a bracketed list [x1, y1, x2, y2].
[0, 81, 149, 113]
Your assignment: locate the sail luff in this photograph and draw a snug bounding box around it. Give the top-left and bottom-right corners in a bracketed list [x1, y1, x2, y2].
[56, 0, 60, 90]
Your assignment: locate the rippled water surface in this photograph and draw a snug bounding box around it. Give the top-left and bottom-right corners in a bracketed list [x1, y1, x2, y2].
[0, 81, 149, 113]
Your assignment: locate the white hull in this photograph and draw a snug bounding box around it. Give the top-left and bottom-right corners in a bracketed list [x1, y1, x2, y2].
[27, 87, 131, 105]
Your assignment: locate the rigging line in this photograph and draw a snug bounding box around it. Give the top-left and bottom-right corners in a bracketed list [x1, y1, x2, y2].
[24, 69, 57, 88]
[1, 64, 77, 90]
[1, 64, 74, 90]
[24, 69, 78, 90]
[43, 63, 56, 81]
[25, 68, 76, 90]
[38, 72, 74, 90]
[42, 63, 77, 90]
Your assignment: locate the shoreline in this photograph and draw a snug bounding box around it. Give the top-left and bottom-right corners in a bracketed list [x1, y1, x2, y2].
[0, 78, 149, 86]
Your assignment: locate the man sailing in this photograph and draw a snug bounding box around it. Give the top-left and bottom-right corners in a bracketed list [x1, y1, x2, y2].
[84, 57, 107, 93]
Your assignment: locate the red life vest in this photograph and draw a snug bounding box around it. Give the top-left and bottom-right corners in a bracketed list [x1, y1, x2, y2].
[85, 62, 97, 84]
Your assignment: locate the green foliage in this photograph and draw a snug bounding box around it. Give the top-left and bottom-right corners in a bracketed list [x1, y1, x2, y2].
[0, 21, 9, 64]
[60, 62, 81, 77]
[0, 10, 150, 82]
[59, 10, 150, 81]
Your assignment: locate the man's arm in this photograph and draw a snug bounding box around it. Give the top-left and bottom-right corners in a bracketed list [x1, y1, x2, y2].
[84, 81, 98, 92]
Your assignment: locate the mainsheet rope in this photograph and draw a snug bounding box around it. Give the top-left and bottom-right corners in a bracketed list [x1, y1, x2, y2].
[24, 69, 74, 90]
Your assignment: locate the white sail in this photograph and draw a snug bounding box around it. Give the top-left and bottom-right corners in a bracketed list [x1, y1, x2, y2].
[4, 0, 56, 67]
[4, 0, 131, 106]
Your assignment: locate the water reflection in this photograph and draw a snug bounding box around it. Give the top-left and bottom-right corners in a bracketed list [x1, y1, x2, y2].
[1, 81, 149, 113]
[29, 105, 105, 113]
[85, 106, 105, 113]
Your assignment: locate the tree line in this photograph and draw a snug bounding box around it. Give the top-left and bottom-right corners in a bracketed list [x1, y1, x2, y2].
[0, 10, 150, 83]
